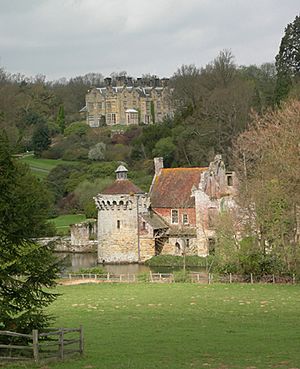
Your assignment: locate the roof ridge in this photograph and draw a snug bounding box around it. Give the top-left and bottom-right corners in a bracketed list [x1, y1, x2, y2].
[162, 167, 208, 171]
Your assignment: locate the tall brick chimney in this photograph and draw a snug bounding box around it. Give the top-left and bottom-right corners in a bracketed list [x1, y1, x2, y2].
[154, 157, 164, 176]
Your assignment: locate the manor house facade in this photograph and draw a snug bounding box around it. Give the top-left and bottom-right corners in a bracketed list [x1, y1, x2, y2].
[94, 156, 238, 264]
[82, 76, 173, 127]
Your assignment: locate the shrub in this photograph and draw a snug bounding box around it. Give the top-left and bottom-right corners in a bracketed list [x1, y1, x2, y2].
[145, 255, 209, 268]
[88, 142, 106, 161]
[64, 122, 89, 137]
[137, 272, 150, 282]
[173, 270, 191, 283]
[62, 147, 88, 160]
[41, 145, 64, 159]
[78, 267, 105, 274]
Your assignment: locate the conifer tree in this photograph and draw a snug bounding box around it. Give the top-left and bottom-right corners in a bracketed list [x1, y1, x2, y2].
[0, 131, 60, 335]
[275, 15, 300, 103]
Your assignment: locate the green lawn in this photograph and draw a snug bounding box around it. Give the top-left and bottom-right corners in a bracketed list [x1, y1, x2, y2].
[6, 283, 300, 369]
[20, 154, 79, 179]
[50, 214, 87, 235]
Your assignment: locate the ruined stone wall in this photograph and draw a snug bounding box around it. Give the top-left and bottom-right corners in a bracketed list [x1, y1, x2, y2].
[70, 220, 97, 246]
[37, 237, 97, 253]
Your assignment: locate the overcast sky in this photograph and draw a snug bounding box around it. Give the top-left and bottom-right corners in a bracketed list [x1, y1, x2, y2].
[0, 0, 299, 80]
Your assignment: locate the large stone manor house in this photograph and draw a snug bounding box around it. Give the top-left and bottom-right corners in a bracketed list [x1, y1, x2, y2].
[94, 155, 238, 264]
[81, 76, 173, 127]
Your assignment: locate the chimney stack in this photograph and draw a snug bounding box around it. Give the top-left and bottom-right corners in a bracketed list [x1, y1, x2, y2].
[154, 157, 164, 176]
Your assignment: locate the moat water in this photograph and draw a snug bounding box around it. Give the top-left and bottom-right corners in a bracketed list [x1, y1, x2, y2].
[56, 252, 206, 274]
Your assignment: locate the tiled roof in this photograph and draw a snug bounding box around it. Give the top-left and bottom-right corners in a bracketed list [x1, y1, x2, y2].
[168, 226, 197, 237]
[102, 179, 144, 195]
[150, 167, 207, 208]
[142, 212, 168, 229]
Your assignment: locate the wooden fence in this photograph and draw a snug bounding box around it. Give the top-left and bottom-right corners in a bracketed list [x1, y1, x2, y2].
[60, 272, 297, 284]
[0, 326, 83, 363]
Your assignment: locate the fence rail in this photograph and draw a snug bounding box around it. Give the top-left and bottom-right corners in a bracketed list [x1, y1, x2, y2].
[0, 326, 83, 363]
[60, 272, 297, 284]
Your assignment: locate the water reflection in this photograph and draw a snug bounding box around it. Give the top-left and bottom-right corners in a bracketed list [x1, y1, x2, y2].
[56, 252, 206, 274]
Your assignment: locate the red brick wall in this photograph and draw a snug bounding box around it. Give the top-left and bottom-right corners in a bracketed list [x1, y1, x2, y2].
[153, 207, 196, 226]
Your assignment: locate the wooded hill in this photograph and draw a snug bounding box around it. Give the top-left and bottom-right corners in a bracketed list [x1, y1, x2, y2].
[1, 15, 300, 221]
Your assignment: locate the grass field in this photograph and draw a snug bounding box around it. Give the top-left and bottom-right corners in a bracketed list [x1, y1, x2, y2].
[50, 214, 87, 235]
[5, 283, 300, 369]
[20, 154, 78, 179]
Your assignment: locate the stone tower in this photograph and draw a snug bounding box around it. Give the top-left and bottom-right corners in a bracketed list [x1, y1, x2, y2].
[94, 165, 149, 263]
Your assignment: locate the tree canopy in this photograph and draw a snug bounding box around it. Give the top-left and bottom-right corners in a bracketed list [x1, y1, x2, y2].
[0, 131, 60, 333]
[275, 15, 300, 102]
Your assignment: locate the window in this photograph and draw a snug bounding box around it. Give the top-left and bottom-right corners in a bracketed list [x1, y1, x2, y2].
[171, 209, 179, 224]
[208, 208, 218, 229]
[107, 113, 116, 124]
[208, 238, 216, 255]
[227, 174, 233, 186]
[142, 222, 146, 230]
[182, 213, 189, 225]
[117, 220, 120, 229]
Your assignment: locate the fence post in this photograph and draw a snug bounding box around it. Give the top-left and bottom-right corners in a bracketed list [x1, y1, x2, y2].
[197, 273, 200, 283]
[69, 273, 71, 280]
[32, 329, 39, 363]
[150, 271, 153, 282]
[79, 325, 84, 356]
[159, 273, 162, 282]
[272, 274, 275, 284]
[59, 328, 64, 360]
[208, 273, 211, 284]
[107, 272, 110, 281]
[293, 274, 295, 284]
[229, 273, 232, 284]
[250, 273, 253, 284]
[120, 274, 122, 282]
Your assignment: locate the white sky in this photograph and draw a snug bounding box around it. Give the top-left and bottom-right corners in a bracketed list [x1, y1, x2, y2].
[0, 0, 299, 80]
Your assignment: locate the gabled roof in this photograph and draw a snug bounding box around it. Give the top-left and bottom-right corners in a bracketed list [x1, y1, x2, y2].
[101, 179, 144, 195]
[150, 167, 207, 208]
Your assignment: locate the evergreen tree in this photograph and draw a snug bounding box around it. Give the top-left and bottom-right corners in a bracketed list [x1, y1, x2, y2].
[32, 124, 51, 157]
[56, 105, 66, 133]
[0, 131, 60, 334]
[275, 15, 300, 103]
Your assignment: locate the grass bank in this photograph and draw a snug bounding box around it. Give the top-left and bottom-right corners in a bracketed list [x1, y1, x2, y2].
[20, 154, 79, 179]
[6, 283, 300, 369]
[50, 214, 86, 235]
[145, 254, 212, 268]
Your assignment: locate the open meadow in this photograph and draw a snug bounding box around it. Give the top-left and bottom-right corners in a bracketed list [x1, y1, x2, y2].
[20, 155, 78, 179]
[4, 283, 300, 369]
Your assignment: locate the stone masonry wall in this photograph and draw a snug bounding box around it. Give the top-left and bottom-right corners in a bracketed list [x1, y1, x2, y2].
[37, 237, 97, 253]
